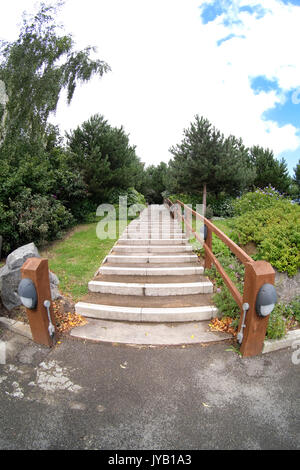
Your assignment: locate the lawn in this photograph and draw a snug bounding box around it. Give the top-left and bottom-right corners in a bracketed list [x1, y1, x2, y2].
[40, 221, 122, 301]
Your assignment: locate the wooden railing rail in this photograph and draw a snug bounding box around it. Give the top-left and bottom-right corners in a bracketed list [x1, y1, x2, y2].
[164, 198, 276, 357]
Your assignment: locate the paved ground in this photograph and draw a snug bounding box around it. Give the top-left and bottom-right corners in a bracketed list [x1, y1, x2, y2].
[0, 328, 299, 450]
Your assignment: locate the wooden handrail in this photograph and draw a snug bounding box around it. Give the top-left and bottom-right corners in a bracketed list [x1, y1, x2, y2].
[167, 199, 244, 308]
[175, 199, 253, 265]
[164, 198, 276, 357]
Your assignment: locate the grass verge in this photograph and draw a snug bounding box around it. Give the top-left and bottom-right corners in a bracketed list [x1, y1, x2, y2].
[40, 221, 122, 301]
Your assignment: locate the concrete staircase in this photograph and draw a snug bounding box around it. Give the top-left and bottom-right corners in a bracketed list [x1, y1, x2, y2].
[70, 205, 231, 345]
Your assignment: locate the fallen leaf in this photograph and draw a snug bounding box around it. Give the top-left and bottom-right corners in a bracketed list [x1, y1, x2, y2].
[202, 402, 211, 408]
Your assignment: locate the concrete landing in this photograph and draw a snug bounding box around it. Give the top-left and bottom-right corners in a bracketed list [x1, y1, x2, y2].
[70, 318, 231, 345]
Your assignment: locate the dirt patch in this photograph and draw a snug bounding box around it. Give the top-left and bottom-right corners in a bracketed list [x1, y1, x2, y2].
[240, 242, 257, 256]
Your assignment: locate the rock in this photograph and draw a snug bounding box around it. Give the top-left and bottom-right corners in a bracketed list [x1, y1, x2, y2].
[0, 243, 61, 311]
[49, 271, 61, 301]
[275, 269, 300, 304]
[6, 243, 40, 271]
[0, 264, 22, 311]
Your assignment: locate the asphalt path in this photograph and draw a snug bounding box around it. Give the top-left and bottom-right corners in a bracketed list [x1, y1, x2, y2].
[0, 329, 299, 451]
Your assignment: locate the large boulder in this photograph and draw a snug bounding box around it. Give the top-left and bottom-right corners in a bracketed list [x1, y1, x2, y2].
[0, 242, 61, 311]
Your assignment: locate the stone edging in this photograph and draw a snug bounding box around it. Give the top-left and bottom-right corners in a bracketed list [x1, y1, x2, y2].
[262, 329, 300, 354]
[0, 317, 32, 340]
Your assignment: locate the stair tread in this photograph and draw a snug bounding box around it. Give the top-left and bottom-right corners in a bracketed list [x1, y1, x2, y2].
[80, 292, 214, 308]
[103, 262, 204, 268]
[93, 274, 209, 284]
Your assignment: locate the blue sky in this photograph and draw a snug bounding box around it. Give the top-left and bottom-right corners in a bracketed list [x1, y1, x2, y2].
[1, 0, 300, 175]
[198, 0, 300, 175]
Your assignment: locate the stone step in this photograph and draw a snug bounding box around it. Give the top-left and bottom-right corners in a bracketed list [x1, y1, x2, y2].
[70, 318, 231, 345]
[88, 280, 213, 296]
[75, 302, 218, 322]
[106, 254, 198, 264]
[113, 245, 193, 253]
[99, 266, 204, 276]
[121, 234, 186, 239]
[80, 292, 214, 308]
[117, 239, 189, 245]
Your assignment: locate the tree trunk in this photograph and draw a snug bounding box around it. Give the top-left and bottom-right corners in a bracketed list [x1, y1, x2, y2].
[203, 183, 207, 216]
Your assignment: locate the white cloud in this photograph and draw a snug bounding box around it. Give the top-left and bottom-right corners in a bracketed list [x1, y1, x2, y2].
[1, 0, 300, 169]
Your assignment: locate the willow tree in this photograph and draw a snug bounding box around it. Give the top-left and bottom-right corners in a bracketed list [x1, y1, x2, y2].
[0, 1, 110, 148]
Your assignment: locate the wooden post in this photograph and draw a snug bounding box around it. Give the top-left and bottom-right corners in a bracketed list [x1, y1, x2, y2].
[204, 227, 212, 270]
[203, 183, 207, 216]
[239, 260, 275, 357]
[21, 258, 56, 347]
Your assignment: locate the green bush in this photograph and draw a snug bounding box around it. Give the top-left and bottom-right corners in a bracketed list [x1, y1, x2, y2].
[209, 195, 235, 217]
[206, 254, 244, 320]
[107, 187, 146, 207]
[168, 192, 235, 218]
[289, 296, 300, 323]
[230, 200, 300, 276]
[233, 186, 287, 216]
[266, 307, 287, 340]
[0, 189, 74, 255]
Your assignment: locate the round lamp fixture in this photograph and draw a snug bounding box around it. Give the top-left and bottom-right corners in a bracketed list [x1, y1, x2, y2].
[18, 279, 38, 310]
[256, 283, 277, 317]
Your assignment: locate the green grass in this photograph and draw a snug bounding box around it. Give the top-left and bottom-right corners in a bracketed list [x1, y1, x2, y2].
[212, 218, 233, 237]
[40, 222, 123, 301]
[183, 216, 233, 241]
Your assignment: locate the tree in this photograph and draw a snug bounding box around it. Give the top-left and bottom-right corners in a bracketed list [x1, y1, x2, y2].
[66, 114, 144, 203]
[249, 146, 291, 194]
[0, 2, 110, 253]
[293, 159, 300, 195]
[169, 115, 255, 212]
[141, 162, 169, 203]
[0, 1, 110, 147]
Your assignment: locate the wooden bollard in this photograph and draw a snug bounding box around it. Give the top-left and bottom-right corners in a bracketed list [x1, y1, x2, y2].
[21, 258, 56, 347]
[239, 260, 275, 357]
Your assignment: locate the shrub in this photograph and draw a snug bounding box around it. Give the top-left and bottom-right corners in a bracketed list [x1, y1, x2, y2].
[266, 307, 287, 340]
[230, 201, 300, 276]
[233, 186, 287, 216]
[107, 187, 146, 207]
[209, 195, 235, 217]
[0, 189, 74, 255]
[168, 192, 235, 218]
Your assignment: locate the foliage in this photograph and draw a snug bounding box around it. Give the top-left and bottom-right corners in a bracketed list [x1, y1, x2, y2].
[107, 187, 146, 207]
[0, 189, 74, 254]
[233, 185, 287, 216]
[249, 146, 291, 194]
[167, 192, 235, 218]
[0, 2, 113, 254]
[206, 253, 244, 320]
[209, 195, 235, 217]
[168, 115, 256, 198]
[230, 193, 300, 276]
[0, 2, 110, 144]
[266, 307, 287, 340]
[294, 159, 300, 195]
[66, 114, 144, 203]
[141, 162, 169, 203]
